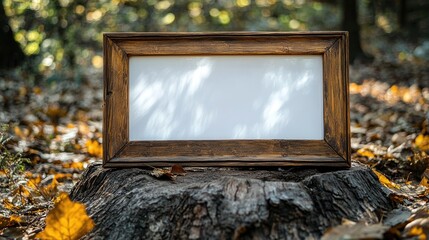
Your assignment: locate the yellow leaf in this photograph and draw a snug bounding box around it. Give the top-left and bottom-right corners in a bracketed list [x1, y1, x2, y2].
[14, 126, 28, 138]
[12, 185, 31, 198]
[372, 169, 400, 189]
[27, 175, 42, 190]
[33, 86, 42, 95]
[349, 83, 362, 94]
[40, 179, 58, 200]
[408, 226, 426, 240]
[3, 199, 20, 211]
[85, 140, 102, 157]
[53, 173, 73, 182]
[36, 193, 94, 240]
[357, 148, 375, 159]
[45, 104, 67, 119]
[9, 215, 22, 224]
[415, 134, 429, 151]
[62, 162, 84, 171]
[420, 176, 429, 188]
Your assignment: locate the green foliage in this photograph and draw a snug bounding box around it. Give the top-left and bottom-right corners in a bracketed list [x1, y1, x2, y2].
[3, 0, 339, 81]
[0, 124, 30, 188]
[3, 0, 428, 81]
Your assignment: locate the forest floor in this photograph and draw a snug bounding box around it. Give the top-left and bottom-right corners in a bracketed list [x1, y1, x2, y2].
[1, 54, 429, 239]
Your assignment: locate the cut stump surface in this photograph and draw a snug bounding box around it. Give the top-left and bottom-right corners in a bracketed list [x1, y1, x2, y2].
[71, 163, 393, 240]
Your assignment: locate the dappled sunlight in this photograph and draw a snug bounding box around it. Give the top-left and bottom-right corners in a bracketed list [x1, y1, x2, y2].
[129, 55, 323, 140]
[130, 57, 213, 140]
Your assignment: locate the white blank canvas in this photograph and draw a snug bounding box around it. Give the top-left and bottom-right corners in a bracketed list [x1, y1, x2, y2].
[129, 55, 323, 140]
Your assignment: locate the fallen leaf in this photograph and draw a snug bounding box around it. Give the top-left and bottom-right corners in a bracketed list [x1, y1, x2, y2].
[420, 168, 429, 189]
[415, 134, 429, 151]
[372, 169, 400, 189]
[150, 168, 176, 181]
[349, 82, 362, 94]
[35, 192, 94, 240]
[13, 185, 31, 198]
[0, 215, 22, 228]
[12, 185, 32, 205]
[27, 175, 42, 190]
[45, 104, 67, 120]
[3, 199, 20, 212]
[53, 173, 73, 182]
[357, 148, 375, 159]
[62, 161, 84, 171]
[85, 139, 102, 157]
[408, 226, 426, 240]
[389, 193, 409, 204]
[420, 176, 429, 188]
[171, 164, 186, 176]
[40, 178, 58, 200]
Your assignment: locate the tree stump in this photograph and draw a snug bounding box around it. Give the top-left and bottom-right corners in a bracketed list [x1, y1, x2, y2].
[70, 163, 393, 240]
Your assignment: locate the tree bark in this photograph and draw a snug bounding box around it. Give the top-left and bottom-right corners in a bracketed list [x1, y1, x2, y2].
[0, 0, 25, 70]
[397, 0, 407, 29]
[71, 163, 393, 240]
[342, 0, 368, 63]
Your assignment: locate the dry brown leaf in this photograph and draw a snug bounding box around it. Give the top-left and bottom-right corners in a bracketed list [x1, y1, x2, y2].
[35, 192, 94, 240]
[389, 193, 409, 204]
[150, 168, 176, 181]
[149, 164, 187, 180]
[0, 215, 22, 228]
[372, 169, 400, 189]
[171, 164, 186, 176]
[45, 104, 67, 119]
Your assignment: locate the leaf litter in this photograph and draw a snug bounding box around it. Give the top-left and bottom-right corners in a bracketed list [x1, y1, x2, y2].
[1, 57, 429, 238]
[322, 60, 429, 239]
[149, 164, 187, 181]
[0, 72, 103, 238]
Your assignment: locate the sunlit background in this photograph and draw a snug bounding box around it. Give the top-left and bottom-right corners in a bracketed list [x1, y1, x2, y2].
[3, 0, 428, 82]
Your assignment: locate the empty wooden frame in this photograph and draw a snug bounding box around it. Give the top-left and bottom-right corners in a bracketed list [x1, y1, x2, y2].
[103, 32, 350, 168]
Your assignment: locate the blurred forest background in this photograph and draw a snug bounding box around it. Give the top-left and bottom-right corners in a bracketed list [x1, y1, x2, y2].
[1, 0, 429, 74]
[1, 0, 429, 238]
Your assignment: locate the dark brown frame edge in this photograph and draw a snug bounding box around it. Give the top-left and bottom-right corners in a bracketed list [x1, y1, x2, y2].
[103, 32, 350, 168]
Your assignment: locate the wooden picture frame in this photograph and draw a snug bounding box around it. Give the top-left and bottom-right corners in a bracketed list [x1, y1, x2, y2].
[103, 32, 350, 168]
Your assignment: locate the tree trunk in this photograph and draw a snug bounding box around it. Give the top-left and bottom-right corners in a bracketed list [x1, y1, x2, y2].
[0, 0, 25, 70]
[71, 163, 393, 239]
[342, 0, 368, 63]
[397, 0, 407, 28]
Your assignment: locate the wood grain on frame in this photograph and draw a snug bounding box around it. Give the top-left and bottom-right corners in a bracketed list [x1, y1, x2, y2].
[103, 32, 350, 168]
